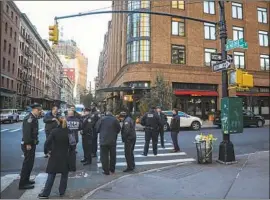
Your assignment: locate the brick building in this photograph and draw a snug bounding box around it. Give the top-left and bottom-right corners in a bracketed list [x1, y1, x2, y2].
[97, 1, 269, 119]
[0, 1, 20, 108]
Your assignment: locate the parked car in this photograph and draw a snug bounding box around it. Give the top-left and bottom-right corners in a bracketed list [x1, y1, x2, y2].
[163, 111, 203, 131]
[0, 109, 20, 123]
[18, 111, 29, 121]
[213, 109, 265, 128]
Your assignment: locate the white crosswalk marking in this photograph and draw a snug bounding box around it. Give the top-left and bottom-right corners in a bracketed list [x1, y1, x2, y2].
[98, 152, 187, 159]
[38, 128, 44, 132]
[20, 173, 48, 199]
[116, 143, 171, 148]
[97, 147, 174, 153]
[10, 128, 21, 132]
[1, 129, 9, 132]
[1, 174, 20, 192]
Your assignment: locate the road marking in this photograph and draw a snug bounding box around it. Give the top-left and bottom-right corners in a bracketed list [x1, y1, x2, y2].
[98, 139, 148, 145]
[1, 174, 20, 192]
[97, 147, 174, 153]
[21, 152, 45, 158]
[20, 173, 48, 199]
[1, 129, 9, 132]
[38, 128, 44, 132]
[10, 128, 21, 132]
[116, 143, 172, 148]
[98, 152, 187, 159]
[97, 158, 195, 167]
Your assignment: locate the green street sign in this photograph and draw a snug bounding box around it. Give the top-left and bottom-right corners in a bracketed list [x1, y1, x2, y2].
[226, 38, 248, 51]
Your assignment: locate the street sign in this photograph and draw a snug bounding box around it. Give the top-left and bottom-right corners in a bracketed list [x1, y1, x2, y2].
[226, 38, 248, 51]
[211, 53, 233, 62]
[213, 60, 231, 72]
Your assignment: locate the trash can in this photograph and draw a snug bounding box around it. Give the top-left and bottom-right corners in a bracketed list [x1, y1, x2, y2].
[195, 140, 213, 164]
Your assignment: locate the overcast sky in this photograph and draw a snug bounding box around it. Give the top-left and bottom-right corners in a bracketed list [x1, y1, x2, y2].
[15, 1, 112, 90]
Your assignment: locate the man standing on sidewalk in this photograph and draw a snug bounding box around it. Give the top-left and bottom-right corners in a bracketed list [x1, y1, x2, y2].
[140, 106, 162, 156]
[96, 111, 121, 175]
[156, 106, 167, 149]
[120, 111, 136, 172]
[170, 108, 181, 152]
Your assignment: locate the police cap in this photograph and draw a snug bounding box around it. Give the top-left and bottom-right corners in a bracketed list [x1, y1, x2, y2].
[156, 106, 161, 109]
[30, 103, 42, 109]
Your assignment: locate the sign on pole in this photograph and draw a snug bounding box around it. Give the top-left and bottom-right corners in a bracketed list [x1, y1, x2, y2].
[226, 38, 248, 51]
[213, 60, 231, 72]
[211, 53, 233, 61]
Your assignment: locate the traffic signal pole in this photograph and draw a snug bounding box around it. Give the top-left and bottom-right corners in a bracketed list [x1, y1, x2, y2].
[218, 1, 236, 163]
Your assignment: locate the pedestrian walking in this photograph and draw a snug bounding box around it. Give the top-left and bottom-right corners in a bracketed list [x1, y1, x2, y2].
[120, 111, 136, 172]
[43, 106, 60, 158]
[95, 111, 121, 175]
[66, 110, 82, 170]
[156, 106, 167, 148]
[90, 103, 101, 158]
[170, 108, 181, 152]
[80, 108, 94, 166]
[19, 103, 42, 190]
[140, 106, 163, 156]
[38, 117, 70, 199]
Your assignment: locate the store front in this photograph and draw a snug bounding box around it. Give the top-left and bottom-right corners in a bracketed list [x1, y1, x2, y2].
[0, 89, 16, 109]
[172, 83, 219, 120]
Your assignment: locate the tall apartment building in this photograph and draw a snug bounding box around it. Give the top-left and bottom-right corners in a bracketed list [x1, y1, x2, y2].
[60, 75, 74, 107]
[97, 1, 269, 119]
[54, 40, 77, 59]
[1, 1, 20, 108]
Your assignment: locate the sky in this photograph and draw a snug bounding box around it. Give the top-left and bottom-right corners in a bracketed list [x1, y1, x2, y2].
[15, 1, 112, 90]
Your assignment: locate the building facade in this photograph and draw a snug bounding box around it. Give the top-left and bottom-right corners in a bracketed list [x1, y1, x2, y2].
[1, 1, 20, 109]
[97, 1, 269, 119]
[60, 75, 74, 108]
[63, 68, 75, 82]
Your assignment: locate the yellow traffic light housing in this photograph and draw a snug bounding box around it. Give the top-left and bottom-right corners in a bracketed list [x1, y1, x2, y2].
[48, 24, 59, 45]
[242, 72, 253, 88]
[228, 69, 253, 89]
[123, 95, 133, 102]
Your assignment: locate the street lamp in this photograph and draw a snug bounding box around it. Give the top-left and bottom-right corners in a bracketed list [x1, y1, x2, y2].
[132, 84, 135, 115]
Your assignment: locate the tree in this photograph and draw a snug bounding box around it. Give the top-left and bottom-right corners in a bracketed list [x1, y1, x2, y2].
[139, 73, 174, 114]
[80, 92, 94, 108]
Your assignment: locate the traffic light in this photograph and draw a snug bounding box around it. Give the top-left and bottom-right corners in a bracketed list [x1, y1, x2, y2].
[48, 24, 59, 45]
[123, 95, 133, 102]
[228, 69, 254, 88]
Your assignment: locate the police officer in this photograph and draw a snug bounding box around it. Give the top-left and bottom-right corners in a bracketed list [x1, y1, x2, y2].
[140, 106, 162, 156]
[120, 111, 136, 172]
[91, 103, 101, 158]
[156, 106, 167, 148]
[19, 103, 42, 190]
[81, 108, 94, 165]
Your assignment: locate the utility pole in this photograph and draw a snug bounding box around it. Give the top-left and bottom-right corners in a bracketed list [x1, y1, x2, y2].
[218, 1, 236, 163]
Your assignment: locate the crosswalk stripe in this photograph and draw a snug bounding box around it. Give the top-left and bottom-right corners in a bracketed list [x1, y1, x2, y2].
[98, 139, 148, 145]
[38, 128, 44, 132]
[98, 152, 187, 159]
[97, 147, 174, 153]
[10, 128, 21, 132]
[1, 129, 9, 132]
[115, 143, 172, 148]
[97, 158, 195, 167]
[20, 173, 48, 199]
[1, 174, 20, 192]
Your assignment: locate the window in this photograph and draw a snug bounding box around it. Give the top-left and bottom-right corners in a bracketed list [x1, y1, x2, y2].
[233, 26, 244, 40]
[2, 57, 6, 70]
[8, 61, 10, 72]
[204, 48, 217, 66]
[2, 77, 4, 86]
[14, 32, 17, 41]
[204, 1, 215, 14]
[204, 23, 216, 40]
[258, 8, 267, 24]
[172, 1, 185, 9]
[127, 40, 151, 63]
[15, 16, 18, 25]
[10, 27, 12, 38]
[140, 40, 150, 61]
[7, 79, 9, 88]
[232, 2, 243, 19]
[127, 13, 150, 38]
[3, 40, 7, 52]
[259, 31, 268, 46]
[5, 22, 8, 33]
[11, 11, 13, 19]
[6, 5, 9, 13]
[234, 52, 245, 69]
[260, 55, 269, 71]
[8, 44, 11, 54]
[13, 48, 16, 58]
[11, 80, 14, 89]
[172, 18, 185, 36]
[172, 45, 186, 64]
[12, 63, 15, 74]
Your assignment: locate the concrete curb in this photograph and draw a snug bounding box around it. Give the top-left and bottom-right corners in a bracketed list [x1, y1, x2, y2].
[81, 162, 193, 199]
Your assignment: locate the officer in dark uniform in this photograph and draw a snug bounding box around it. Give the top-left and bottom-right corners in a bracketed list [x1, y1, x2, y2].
[156, 106, 167, 148]
[19, 103, 42, 190]
[120, 111, 136, 172]
[140, 106, 162, 156]
[81, 108, 94, 165]
[91, 103, 101, 158]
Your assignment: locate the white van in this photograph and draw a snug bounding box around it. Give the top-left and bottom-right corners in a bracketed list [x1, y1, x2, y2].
[0, 109, 20, 123]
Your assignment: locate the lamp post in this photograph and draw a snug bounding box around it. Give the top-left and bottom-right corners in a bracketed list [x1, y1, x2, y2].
[132, 85, 136, 115]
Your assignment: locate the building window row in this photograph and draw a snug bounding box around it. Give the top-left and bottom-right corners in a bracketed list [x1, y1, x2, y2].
[5, 4, 18, 25]
[4, 23, 16, 41]
[2, 57, 15, 74]
[1, 76, 14, 90]
[127, 1, 150, 11]
[127, 40, 150, 63]
[127, 13, 150, 39]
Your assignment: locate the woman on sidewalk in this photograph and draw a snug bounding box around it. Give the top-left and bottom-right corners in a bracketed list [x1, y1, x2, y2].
[170, 108, 181, 152]
[38, 117, 70, 199]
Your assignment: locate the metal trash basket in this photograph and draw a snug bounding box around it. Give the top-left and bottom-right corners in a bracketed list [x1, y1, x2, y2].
[195, 140, 213, 164]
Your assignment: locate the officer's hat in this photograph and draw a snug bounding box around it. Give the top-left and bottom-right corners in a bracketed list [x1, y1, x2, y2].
[30, 103, 42, 109]
[156, 106, 161, 109]
[84, 108, 91, 112]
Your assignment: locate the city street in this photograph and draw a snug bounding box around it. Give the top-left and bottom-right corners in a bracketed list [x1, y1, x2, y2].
[1, 120, 269, 199]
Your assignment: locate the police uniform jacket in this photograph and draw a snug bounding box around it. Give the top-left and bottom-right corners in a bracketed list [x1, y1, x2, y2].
[81, 114, 94, 136]
[157, 112, 168, 126]
[140, 109, 162, 131]
[22, 112, 39, 145]
[121, 116, 136, 142]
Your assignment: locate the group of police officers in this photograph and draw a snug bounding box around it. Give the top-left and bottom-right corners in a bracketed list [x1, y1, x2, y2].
[18, 102, 173, 190]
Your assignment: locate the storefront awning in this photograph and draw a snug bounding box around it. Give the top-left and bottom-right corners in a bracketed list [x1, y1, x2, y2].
[174, 90, 218, 96]
[236, 92, 270, 97]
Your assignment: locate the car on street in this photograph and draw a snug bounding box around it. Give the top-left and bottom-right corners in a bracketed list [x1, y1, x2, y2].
[163, 111, 203, 131]
[213, 109, 265, 128]
[0, 109, 20, 123]
[18, 111, 29, 121]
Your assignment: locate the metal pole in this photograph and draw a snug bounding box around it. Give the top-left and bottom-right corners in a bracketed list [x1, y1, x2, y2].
[218, 1, 236, 163]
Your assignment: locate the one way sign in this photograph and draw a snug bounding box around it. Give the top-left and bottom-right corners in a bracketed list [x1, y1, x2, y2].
[213, 60, 231, 72]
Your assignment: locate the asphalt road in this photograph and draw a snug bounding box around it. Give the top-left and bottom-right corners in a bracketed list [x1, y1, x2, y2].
[0, 120, 269, 199]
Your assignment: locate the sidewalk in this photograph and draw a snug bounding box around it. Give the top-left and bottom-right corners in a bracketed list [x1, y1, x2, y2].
[84, 151, 269, 199]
